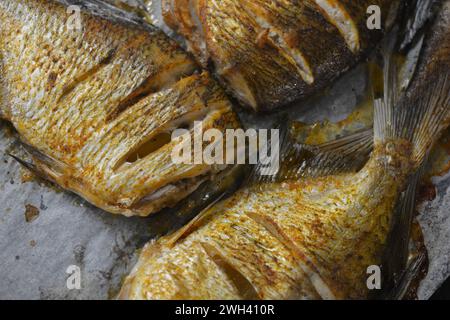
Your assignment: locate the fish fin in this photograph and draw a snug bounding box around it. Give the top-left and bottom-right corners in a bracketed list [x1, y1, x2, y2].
[304, 128, 373, 156]
[238, 116, 290, 186]
[147, 165, 245, 237]
[55, 0, 152, 30]
[19, 141, 66, 175]
[399, 0, 440, 51]
[246, 126, 373, 185]
[7, 153, 56, 183]
[386, 251, 427, 300]
[288, 128, 374, 178]
[162, 192, 226, 247]
[8, 141, 68, 186]
[8, 153, 38, 173]
[379, 157, 428, 299]
[242, 122, 287, 185]
[374, 44, 450, 169]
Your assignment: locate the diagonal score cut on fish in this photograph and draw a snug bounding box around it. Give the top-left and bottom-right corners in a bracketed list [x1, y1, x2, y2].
[158, 0, 402, 111]
[119, 0, 450, 299]
[0, 0, 242, 217]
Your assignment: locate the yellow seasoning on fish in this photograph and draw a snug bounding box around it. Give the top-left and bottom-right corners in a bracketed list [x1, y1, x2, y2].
[0, 0, 241, 217]
[120, 0, 450, 299]
[160, 0, 401, 111]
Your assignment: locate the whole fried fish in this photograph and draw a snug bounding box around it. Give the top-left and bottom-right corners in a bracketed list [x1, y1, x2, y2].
[119, 0, 450, 299]
[160, 0, 401, 111]
[0, 0, 241, 217]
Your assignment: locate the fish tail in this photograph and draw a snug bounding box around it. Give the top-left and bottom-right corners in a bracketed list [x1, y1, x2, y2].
[374, 61, 449, 169]
[374, 19, 450, 169]
[406, 74, 450, 167]
[379, 158, 428, 298]
[387, 251, 427, 300]
[372, 3, 449, 297]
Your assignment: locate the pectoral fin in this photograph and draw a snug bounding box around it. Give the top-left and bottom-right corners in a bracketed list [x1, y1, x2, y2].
[246, 125, 373, 186]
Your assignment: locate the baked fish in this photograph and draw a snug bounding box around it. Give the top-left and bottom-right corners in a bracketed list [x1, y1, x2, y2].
[0, 0, 241, 217]
[119, 0, 450, 299]
[160, 0, 401, 111]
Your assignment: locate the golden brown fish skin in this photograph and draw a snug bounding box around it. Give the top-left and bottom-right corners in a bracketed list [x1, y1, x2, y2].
[120, 1, 450, 299]
[162, 0, 208, 65]
[161, 0, 399, 111]
[0, 0, 241, 217]
[120, 141, 413, 300]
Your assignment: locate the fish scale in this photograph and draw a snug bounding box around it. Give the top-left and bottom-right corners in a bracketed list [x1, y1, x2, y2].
[160, 0, 398, 111]
[122, 0, 450, 299]
[0, 0, 241, 217]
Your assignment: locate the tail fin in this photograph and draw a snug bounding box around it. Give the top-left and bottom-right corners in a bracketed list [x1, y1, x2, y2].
[402, 74, 450, 166]
[387, 251, 427, 300]
[380, 158, 428, 299]
[374, 29, 450, 169]
[374, 3, 449, 297]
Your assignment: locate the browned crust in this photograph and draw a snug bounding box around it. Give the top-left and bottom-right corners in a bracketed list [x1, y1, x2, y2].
[164, 0, 398, 112]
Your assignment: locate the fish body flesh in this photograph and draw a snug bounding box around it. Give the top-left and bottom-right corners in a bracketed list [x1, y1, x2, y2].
[0, 0, 241, 217]
[161, 0, 401, 111]
[119, 144, 413, 299]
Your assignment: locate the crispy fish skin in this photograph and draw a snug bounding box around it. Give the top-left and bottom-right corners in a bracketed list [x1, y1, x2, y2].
[161, 0, 400, 111]
[0, 0, 241, 217]
[120, 1, 450, 299]
[119, 150, 409, 299]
